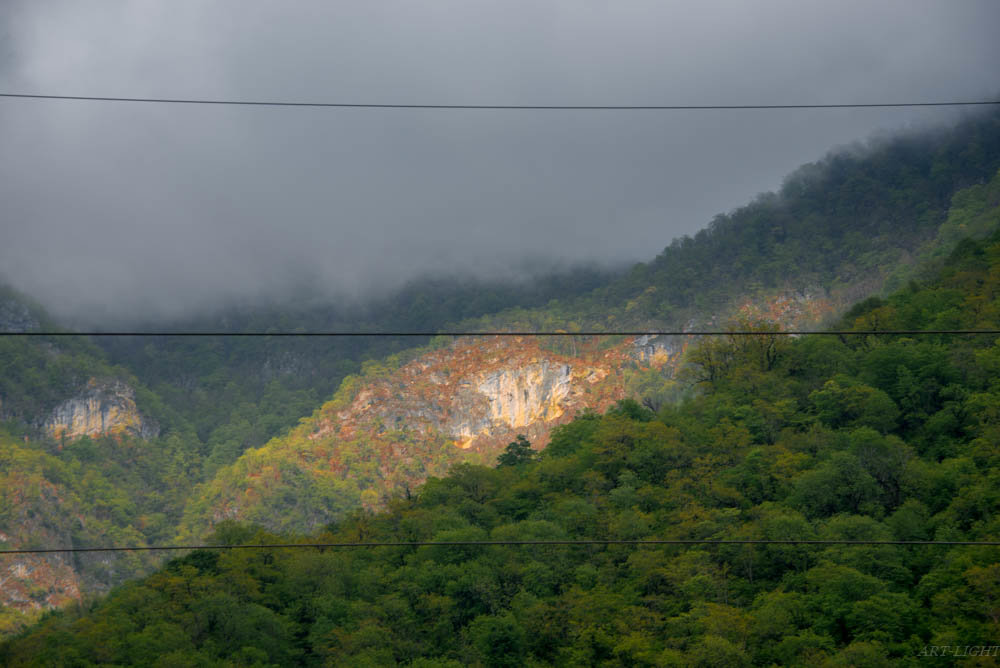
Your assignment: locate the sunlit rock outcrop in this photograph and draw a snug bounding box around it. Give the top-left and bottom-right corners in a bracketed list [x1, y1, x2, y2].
[43, 379, 158, 441]
[477, 360, 571, 428]
[447, 360, 572, 447]
[324, 337, 639, 453]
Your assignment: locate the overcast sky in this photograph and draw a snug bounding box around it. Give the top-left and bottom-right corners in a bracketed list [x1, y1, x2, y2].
[0, 1, 997, 325]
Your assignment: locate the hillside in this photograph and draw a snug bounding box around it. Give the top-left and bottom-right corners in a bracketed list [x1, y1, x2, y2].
[178, 150, 1000, 540]
[179, 292, 835, 539]
[0, 269, 617, 632]
[6, 229, 1000, 666]
[468, 110, 1000, 332]
[0, 292, 202, 632]
[88, 109, 1000, 477]
[93, 266, 616, 477]
[1, 111, 999, 633]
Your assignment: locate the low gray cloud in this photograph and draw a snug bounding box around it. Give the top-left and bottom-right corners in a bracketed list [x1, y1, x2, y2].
[0, 0, 997, 325]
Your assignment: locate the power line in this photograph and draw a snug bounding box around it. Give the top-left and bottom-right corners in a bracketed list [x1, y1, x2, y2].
[1, 93, 998, 111]
[3, 539, 999, 555]
[2, 330, 999, 337]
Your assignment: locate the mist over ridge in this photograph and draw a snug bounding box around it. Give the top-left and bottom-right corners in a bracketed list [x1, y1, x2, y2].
[0, 0, 997, 326]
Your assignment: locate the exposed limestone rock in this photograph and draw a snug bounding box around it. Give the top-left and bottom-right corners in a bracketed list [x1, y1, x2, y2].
[632, 335, 686, 365]
[478, 361, 571, 428]
[43, 379, 158, 441]
[446, 359, 573, 447]
[319, 338, 630, 453]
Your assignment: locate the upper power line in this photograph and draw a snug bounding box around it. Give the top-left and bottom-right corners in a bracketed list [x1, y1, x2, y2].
[1, 92, 998, 111]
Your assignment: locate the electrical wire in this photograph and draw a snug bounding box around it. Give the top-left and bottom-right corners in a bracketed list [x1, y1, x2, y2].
[1, 93, 998, 111]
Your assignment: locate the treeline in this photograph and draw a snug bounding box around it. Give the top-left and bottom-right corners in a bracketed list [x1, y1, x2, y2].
[6, 230, 1000, 666]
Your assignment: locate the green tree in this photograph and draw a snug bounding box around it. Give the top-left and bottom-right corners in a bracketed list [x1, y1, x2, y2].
[497, 435, 536, 467]
[467, 614, 527, 668]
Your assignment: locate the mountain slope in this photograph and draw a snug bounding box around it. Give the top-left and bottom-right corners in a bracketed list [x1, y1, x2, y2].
[1, 112, 998, 631]
[180, 293, 837, 538]
[179, 336, 654, 536]
[7, 230, 1000, 666]
[468, 110, 1000, 332]
[180, 144, 1000, 539]
[0, 292, 202, 632]
[93, 266, 616, 477]
[85, 109, 1000, 479]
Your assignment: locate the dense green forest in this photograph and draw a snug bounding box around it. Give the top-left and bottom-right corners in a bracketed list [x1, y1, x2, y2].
[6, 226, 1000, 666]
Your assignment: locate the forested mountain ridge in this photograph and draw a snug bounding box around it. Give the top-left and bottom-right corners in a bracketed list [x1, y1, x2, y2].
[466, 110, 1000, 332]
[99, 110, 1000, 507]
[85, 109, 1000, 478]
[178, 291, 835, 540]
[1, 111, 999, 638]
[6, 226, 1000, 666]
[178, 148, 1000, 541]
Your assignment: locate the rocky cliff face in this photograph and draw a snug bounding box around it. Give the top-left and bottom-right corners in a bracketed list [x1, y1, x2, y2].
[462, 360, 571, 436]
[319, 336, 649, 454]
[43, 379, 158, 441]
